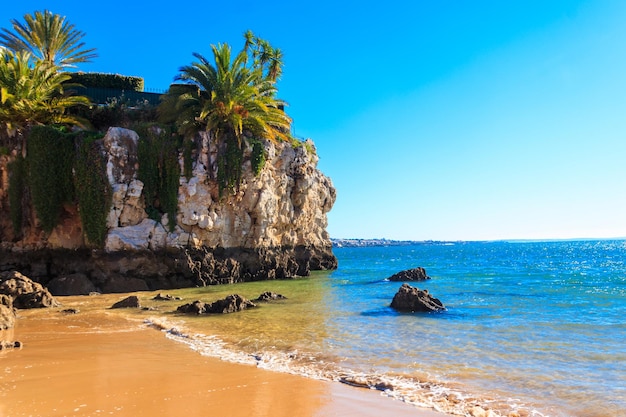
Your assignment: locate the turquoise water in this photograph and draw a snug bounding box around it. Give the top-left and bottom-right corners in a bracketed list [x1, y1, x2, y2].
[325, 240, 626, 416]
[152, 239, 625, 416]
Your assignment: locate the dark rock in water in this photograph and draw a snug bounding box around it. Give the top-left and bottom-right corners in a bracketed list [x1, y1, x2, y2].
[0, 294, 15, 330]
[177, 300, 207, 314]
[47, 273, 97, 296]
[390, 283, 445, 312]
[387, 267, 430, 282]
[205, 294, 256, 314]
[254, 291, 287, 302]
[0, 271, 59, 309]
[110, 295, 141, 309]
[177, 294, 256, 314]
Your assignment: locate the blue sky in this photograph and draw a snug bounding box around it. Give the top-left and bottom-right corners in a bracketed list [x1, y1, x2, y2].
[3, 1, 626, 241]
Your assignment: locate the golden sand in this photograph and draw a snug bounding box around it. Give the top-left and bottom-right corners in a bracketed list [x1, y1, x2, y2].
[0, 302, 445, 417]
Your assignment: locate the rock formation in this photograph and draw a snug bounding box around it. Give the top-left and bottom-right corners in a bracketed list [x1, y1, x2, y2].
[0, 271, 58, 309]
[0, 127, 337, 293]
[390, 283, 445, 313]
[387, 267, 430, 282]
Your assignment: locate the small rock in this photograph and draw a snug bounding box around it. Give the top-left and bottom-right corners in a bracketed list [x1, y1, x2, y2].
[110, 295, 141, 309]
[61, 308, 80, 314]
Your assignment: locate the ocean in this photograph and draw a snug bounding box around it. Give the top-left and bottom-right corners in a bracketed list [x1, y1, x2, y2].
[146, 240, 626, 417]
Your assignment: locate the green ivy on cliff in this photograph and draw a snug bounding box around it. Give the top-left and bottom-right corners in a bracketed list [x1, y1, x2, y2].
[27, 126, 75, 233]
[136, 124, 180, 231]
[217, 134, 244, 196]
[249, 138, 267, 176]
[7, 155, 26, 235]
[74, 132, 112, 246]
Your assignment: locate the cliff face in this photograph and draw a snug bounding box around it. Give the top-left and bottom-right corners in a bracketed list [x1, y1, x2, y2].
[102, 128, 335, 251]
[0, 127, 337, 291]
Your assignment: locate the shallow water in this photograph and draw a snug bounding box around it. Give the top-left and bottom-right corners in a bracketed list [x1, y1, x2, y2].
[47, 239, 626, 416]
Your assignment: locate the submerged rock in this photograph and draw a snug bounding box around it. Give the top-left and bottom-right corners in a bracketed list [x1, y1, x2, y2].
[177, 294, 256, 314]
[387, 267, 430, 282]
[254, 291, 287, 302]
[0, 271, 59, 309]
[390, 283, 445, 313]
[152, 293, 182, 301]
[110, 295, 141, 309]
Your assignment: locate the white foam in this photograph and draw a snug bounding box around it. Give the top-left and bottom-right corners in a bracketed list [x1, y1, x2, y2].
[142, 318, 547, 417]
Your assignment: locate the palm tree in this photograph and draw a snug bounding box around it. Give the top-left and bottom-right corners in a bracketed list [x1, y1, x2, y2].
[159, 40, 291, 193]
[0, 10, 96, 68]
[241, 31, 284, 82]
[0, 49, 90, 150]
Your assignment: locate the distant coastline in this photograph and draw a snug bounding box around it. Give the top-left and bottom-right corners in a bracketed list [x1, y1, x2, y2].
[331, 238, 459, 248]
[331, 236, 626, 247]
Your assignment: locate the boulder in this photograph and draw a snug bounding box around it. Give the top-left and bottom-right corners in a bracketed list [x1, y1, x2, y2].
[390, 283, 445, 313]
[177, 294, 256, 314]
[0, 271, 59, 309]
[254, 291, 287, 302]
[0, 294, 15, 330]
[387, 267, 430, 282]
[111, 295, 141, 309]
[47, 273, 97, 296]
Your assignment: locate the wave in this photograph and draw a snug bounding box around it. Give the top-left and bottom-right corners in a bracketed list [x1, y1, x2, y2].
[144, 317, 546, 417]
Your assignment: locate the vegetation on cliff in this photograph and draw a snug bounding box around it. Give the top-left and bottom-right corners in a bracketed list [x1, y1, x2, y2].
[0, 10, 310, 247]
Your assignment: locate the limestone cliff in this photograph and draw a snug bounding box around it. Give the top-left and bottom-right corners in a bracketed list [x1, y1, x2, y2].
[0, 127, 337, 292]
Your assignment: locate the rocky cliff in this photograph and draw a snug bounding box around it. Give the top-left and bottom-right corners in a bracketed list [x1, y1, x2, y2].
[0, 127, 337, 293]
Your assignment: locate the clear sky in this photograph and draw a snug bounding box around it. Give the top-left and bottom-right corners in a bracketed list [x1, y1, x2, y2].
[3, 1, 626, 241]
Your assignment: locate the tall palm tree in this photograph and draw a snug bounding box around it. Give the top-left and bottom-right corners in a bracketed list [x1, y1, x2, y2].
[160, 42, 291, 145]
[0, 10, 96, 68]
[159, 41, 291, 193]
[0, 49, 89, 149]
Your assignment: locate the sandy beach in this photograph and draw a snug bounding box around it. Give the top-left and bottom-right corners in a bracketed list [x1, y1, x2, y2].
[0, 300, 446, 417]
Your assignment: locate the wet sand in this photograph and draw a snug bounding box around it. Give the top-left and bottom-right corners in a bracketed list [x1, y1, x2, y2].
[0, 307, 447, 417]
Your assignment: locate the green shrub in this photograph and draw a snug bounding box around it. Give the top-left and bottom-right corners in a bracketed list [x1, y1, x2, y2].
[27, 126, 75, 233]
[69, 72, 144, 91]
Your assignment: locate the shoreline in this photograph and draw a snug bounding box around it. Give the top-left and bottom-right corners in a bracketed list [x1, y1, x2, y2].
[1, 300, 448, 417]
